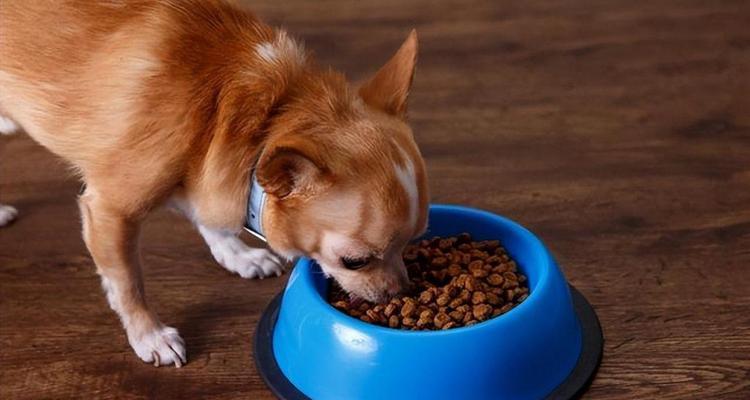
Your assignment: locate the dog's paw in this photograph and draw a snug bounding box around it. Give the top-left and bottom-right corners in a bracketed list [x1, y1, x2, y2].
[128, 325, 187, 368]
[197, 225, 286, 279]
[214, 245, 286, 279]
[0, 116, 20, 135]
[0, 204, 18, 227]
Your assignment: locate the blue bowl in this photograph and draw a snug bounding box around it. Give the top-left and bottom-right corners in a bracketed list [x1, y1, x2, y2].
[255, 205, 602, 400]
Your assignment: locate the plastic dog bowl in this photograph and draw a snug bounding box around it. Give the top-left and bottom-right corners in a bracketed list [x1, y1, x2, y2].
[255, 204, 603, 400]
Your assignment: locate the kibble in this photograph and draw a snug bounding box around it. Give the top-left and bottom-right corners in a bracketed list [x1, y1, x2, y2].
[328, 233, 529, 330]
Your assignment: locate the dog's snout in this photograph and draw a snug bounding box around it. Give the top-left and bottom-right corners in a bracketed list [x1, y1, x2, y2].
[382, 268, 411, 300]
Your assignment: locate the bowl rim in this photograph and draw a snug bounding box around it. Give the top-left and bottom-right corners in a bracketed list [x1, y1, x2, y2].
[289, 203, 555, 337]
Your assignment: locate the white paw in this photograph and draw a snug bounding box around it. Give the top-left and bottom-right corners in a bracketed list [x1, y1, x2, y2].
[0, 116, 19, 135]
[198, 225, 286, 279]
[213, 244, 285, 279]
[128, 325, 187, 368]
[0, 204, 18, 227]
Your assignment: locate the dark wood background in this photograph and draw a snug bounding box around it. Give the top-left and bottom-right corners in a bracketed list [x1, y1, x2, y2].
[1, 0, 749, 398]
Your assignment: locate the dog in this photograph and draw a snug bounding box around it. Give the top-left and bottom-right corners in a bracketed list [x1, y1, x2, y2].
[0, 0, 428, 367]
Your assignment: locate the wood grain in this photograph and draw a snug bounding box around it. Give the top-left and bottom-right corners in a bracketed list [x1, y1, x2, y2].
[2, 0, 749, 398]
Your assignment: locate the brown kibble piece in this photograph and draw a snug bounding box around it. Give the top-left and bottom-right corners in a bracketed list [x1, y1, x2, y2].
[433, 312, 451, 328]
[384, 303, 397, 317]
[472, 304, 493, 321]
[486, 292, 501, 305]
[469, 249, 487, 260]
[418, 290, 434, 304]
[485, 255, 502, 265]
[442, 321, 457, 330]
[502, 277, 518, 289]
[388, 315, 400, 328]
[430, 269, 447, 283]
[485, 240, 501, 251]
[507, 261, 518, 272]
[444, 284, 459, 298]
[438, 239, 453, 251]
[468, 260, 484, 272]
[472, 268, 489, 278]
[471, 291, 487, 305]
[436, 293, 451, 306]
[402, 317, 416, 327]
[492, 264, 508, 274]
[419, 309, 435, 321]
[450, 252, 463, 264]
[401, 299, 417, 318]
[487, 273, 504, 286]
[333, 300, 349, 310]
[366, 309, 380, 322]
[431, 256, 449, 269]
[448, 297, 464, 309]
[449, 310, 465, 321]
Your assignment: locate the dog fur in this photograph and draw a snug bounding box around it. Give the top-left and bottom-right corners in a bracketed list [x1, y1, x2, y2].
[0, 0, 428, 367]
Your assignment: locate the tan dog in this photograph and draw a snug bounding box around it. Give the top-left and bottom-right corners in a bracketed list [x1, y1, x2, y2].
[0, 0, 428, 367]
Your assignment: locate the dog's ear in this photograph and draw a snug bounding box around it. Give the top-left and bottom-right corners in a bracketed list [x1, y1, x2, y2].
[359, 29, 418, 119]
[256, 140, 327, 199]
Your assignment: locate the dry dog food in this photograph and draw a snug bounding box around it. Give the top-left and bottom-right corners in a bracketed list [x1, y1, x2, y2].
[329, 233, 529, 330]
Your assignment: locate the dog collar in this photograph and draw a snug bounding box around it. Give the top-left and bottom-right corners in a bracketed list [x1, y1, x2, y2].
[244, 171, 268, 242]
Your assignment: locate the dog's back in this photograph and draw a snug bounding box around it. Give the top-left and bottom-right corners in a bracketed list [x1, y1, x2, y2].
[0, 0, 272, 167]
[2, 1, 161, 161]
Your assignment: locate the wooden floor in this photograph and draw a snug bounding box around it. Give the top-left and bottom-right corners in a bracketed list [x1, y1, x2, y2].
[2, 0, 749, 398]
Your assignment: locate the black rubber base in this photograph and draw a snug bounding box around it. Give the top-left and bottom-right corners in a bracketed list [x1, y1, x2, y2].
[254, 285, 603, 400]
[545, 286, 604, 400]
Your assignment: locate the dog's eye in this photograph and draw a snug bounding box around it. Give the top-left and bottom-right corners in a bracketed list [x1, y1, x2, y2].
[341, 256, 369, 270]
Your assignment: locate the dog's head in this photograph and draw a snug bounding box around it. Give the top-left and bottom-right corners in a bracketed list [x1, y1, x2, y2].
[259, 31, 428, 302]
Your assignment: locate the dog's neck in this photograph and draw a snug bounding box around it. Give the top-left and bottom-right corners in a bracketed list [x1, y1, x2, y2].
[244, 170, 267, 241]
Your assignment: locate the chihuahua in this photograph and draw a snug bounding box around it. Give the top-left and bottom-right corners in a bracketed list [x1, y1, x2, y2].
[0, 0, 428, 367]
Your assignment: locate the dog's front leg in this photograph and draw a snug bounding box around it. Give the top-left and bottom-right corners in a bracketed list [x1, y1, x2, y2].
[79, 189, 186, 367]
